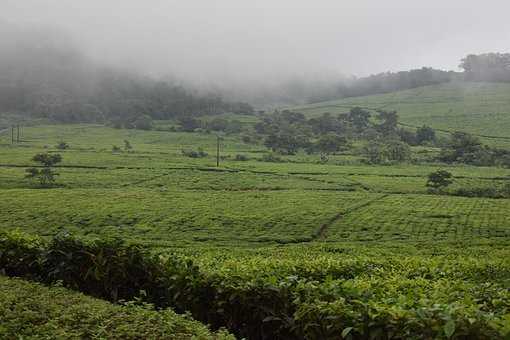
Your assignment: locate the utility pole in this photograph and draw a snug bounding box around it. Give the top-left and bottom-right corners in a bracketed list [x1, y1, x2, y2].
[216, 135, 220, 167]
[16, 124, 20, 143]
[11, 125, 14, 144]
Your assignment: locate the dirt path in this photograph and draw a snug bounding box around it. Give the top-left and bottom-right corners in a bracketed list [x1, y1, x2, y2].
[314, 194, 389, 241]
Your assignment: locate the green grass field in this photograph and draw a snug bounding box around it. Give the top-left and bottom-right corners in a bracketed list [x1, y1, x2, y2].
[294, 82, 510, 147]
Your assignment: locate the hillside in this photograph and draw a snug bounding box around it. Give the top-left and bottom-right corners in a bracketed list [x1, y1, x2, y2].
[294, 82, 510, 147]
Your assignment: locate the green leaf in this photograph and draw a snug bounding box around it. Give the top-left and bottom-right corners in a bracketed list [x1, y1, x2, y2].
[342, 327, 353, 338]
[444, 320, 455, 338]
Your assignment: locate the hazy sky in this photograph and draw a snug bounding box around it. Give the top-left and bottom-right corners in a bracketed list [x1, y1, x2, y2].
[3, 0, 510, 82]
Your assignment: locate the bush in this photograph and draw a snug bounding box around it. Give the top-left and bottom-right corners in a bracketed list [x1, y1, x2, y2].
[181, 148, 208, 158]
[56, 141, 69, 150]
[133, 115, 153, 130]
[1, 231, 508, 340]
[234, 154, 249, 161]
[260, 153, 283, 163]
[426, 170, 453, 192]
[452, 184, 510, 199]
[0, 276, 233, 339]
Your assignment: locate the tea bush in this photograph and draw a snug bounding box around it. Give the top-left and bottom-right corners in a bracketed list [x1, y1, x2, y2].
[0, 276, 233, 339]
[1, 231, 509, 339]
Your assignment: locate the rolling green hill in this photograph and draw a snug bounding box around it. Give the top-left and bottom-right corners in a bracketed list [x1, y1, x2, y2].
[294, 82, 510, 147]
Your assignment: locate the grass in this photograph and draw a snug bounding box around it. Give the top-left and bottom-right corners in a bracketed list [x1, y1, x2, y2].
[294, 82, 510, 147]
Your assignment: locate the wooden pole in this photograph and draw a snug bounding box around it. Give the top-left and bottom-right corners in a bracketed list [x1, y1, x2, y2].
[216, 136, 220, 167]
[11, 126, 14, 144]
[16, 124, 20, 143]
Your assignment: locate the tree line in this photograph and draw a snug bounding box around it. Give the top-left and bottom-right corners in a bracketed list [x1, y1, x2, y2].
[0, 33, 253, 126]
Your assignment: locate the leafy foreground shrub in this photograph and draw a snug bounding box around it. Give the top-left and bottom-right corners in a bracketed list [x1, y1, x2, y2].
[0, 276, 233, 339]
[1, 231, 509, 339]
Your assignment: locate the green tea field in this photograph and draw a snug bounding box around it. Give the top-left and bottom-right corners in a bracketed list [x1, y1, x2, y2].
[295, 82, 510, 147]
[1, 124, 509, 339]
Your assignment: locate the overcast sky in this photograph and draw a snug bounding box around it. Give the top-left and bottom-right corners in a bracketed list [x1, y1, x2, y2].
[3, 0, 510, 82]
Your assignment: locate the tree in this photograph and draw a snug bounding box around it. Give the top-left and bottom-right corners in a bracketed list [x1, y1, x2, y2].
[313, 133, 348, 154]
[439, 132, 484, 163]
[363, 141, 388, 164]
[376, 110, 399, 137]
[460, 53, 510, 82]
[178, 117, 201, 132]
[133, 115, 153, 130]
[263, 131, 309, 155]
[348, 107, 371, 133]
[416, 125, 436, 145]
[426, 170, 453, 192]
[25, 153, 62, 187]
[387, 141, 411, 162]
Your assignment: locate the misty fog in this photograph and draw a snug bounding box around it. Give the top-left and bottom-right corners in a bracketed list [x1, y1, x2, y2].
[2, 0, 510, 106]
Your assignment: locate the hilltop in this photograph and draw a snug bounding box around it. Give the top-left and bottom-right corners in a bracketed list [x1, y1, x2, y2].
[294, 82, 510, 147]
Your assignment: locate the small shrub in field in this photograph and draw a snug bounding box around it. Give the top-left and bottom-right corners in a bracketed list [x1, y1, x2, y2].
[426, 170, 453, 192]
[234, 154, 249, 161]
[181, 148, 208, 158]
[112, 145, 122, 153]
[56, 141, 69, 150]
[260, 153, 283, 163]
[124, 139, 133, 151]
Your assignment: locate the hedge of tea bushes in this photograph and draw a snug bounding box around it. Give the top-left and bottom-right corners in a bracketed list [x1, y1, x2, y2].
[1, 230, 509, 339]
[0, 276, 233, 339]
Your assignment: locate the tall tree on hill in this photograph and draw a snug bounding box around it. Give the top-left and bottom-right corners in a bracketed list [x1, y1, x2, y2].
[348, 107, 371, 133]
[376, 110, 399, 137]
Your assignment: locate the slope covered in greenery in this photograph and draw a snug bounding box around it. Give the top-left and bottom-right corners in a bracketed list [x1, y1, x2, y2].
[295, 82, 510, 147]
[1, 124, 509, 338]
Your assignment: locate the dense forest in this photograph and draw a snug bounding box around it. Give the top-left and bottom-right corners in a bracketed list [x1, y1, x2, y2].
[0, 28, 254, 126]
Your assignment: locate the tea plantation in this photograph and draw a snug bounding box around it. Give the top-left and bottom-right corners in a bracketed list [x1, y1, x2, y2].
[294, 82, 510, 148]
[0, 124, 509, 339]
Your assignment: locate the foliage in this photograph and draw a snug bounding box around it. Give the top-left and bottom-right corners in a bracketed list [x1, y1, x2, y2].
[363, 141, 388, 164]
[310, 133, 348, 155]
[234, 154, 250, 161]
[0, 276, 233, 339]
[25, 153, 62, 187]
[438, 131, 510, 166]
[1, 231, 509, 339]
[0, 36, 253, 124]
[56, 141, 69, 150]
[296, 82, 510, 149]
[124, 139, 133, 151]
[461, 53, 510, 82]
[426, 170, 453, 191]
[133, 114, 153, 130]
[2, 124, 510, 339]
[416, 125, 436, 145]
[182, 148, 208, 158]
[260, 153, 284, 163]
[178, 117, 202, 132]
[386, 141, 412, 162]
